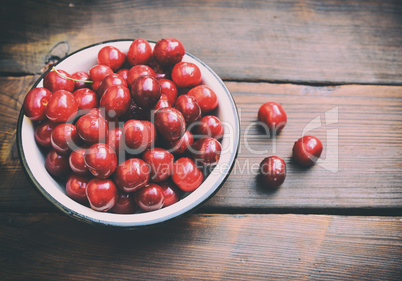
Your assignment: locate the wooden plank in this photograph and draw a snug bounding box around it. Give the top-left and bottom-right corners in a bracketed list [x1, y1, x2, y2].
[0, 213, 401, 280]
[0, 0, 402, 84]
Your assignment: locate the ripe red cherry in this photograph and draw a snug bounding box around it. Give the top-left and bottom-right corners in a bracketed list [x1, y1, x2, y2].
[126, 65, 156, 88]
[97, 46, 126, 71]
[73, 88, 99, 112]
[66, 174, 90, 205]
[259, 156, 286, 188]
[159, 78, 178, 106]
[71, 71, 91, 90]
[188, 85, 218, 114]
[100, 85, 131, 118]
[110, 192, 138, 214]
[97, 73, 128, 97]
[43, 69, 75, 93]
[106, 126, 124, 155]
[85, 143, 117, 178]
[175, 94, 201, 125]
[134, 183, 165, 212]
[154, 107, 186, 142]
[51, 123, 80, 155]
[142, 148, 174, 182]
[34, 120, 58, 148]
[113, 158, 150, 193]
[153, 38, 185, 67]
[89, 65, 114, 91]
[166, 130, 194, 155]
[131, 75, 162, 109]
[171, 62, 202, 88]
[195, 115, 224, 140]
[172, 157, 203, 192]
[258, 102, 287, 135]
[69, 147, 90, 176]
[75, 112, 108, 144]
[292, 136, 323, 166]
[116, 68, 129, 80]
[45, 149, 71, 178]
[124, 120, 156, 154]
[127, 38, 153, 66]
[45, 90, 79, 123]
[23, 87, 53, 121]
[191, 137, 222, 166]
[159, 181, 181, 207]
[86, 178, 118, 212]
[152, 94, 171, 112]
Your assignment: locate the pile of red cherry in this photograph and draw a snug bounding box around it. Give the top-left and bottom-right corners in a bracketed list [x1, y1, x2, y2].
[23, 38, 224, 213]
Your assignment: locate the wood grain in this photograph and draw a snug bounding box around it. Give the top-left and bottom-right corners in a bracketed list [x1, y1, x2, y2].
[0, 0, 401, 84]
[0, 213, 401, 280]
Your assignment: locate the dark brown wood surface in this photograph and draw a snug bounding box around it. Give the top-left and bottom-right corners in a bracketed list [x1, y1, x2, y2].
[0, 0, 401, 280]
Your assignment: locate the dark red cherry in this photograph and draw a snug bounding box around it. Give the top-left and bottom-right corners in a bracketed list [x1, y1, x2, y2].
[86, 178, 118, 212]
[73, 88, 99, 112]
[84, 143, 117, 178]
[191, 137, 222, 166]
[100, 85, 131, 118]
[71, 71, 91, 90]
[142, 148, 174, 182]
[258, 102, 287, 135]
[120, 99, 148, 121]
[159, 78, 178, 106]
[97, 46, 126, 71]
[89, 65, 114, 91]
[259, 156, 286, 188]
[45, 90, 79, 123]
[195, 115, 224, 140]
[292, 136, 323, 166]
[134, 183, 165, 212]
[23, 87, 53, 121]
[172, 157, 203, 192]
[171, 62, 202, 88]
[188, 85, 218, 114]
[45, 149, 71, 178]
[113, 158, 150, 193]
[106, 126, 124, 156]
[43, 69, 75, 93]
[166, 130, 194, 155]
[69, 147, 90, 176]
[127, 38, 153, 66]
[159, 181, 181, 207]
[153, 38, 185, 67]
[126, 65, 156, 88]
[34, 120, 58, 148]
[124, 120, 156, 154]
[175, 94, 201, 125]
[131, 75, 162, 109]
[154, 107, 186, 142]
[51, 123, 80, 155]
[97, 73, 128, 97]
[75, 112, 108, 144]
[110, 192, 138, 214]
[66, 174, 90, 205]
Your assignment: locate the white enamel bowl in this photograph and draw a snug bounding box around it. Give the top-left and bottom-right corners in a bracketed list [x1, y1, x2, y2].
[17, 39, 240, 228]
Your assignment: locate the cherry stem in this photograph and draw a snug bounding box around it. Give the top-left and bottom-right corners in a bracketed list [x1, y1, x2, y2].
[52, 67, 93, 84]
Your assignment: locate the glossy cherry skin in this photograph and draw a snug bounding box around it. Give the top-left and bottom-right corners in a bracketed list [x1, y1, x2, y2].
[292, 136, 323, 166]
[159, 181, 181, 207]
[195, 115, 224, 140]
[124, 120, 156, 154]
[69, 148, 90, 176]
[134, 183, 165, 212]
[75, 112, 108, 144]
[188, 85, 218, 114]
[116, 68, 129, 80]
[142, 148, 174, 182]
[154, 107, 186, 142]
[45, 90, 79, 123]
[191, 137, 222, 166]
[100, 85, 131, 118]
[71, 71, 91, 90]
[106, 126, 124, 156]
[150, 94, 171, 121]
[127, 38, 153, 66]
[73, 88, 99, 112]
[66, 174, 90, 205]
[89, 65, 114, 92]
[43, 69, 75, 93]
[172, 157, 204, 192]
[97, 46, 126, 71]
[159, 78, 178, 106]
[110, 192, 138, 214]
[51, 123, 80, 155]
[258, 102, 287, 135]
[45, 149, 71, 178]
[113, 158, 150, 193]
[86, 178, 118, 212]
[126, 65, 156, 88]
[259, 156, 286, 188]
[84, 143, 117, 179]
[153, 38, 185, 67]
[131, 75, 162, 109]
[171, 62, 202, 88]
[166, 130, 194, 155]
[34, 120, 58, 148]
[23, 87, 53, 121]
[97, 73, 128, 97]
[175, 94, 201, 125]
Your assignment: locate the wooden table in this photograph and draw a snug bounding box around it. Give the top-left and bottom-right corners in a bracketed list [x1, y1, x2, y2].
[1, 1, 401, 280]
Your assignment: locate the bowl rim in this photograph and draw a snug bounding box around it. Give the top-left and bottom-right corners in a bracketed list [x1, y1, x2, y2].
[16, 39, 240, 229]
